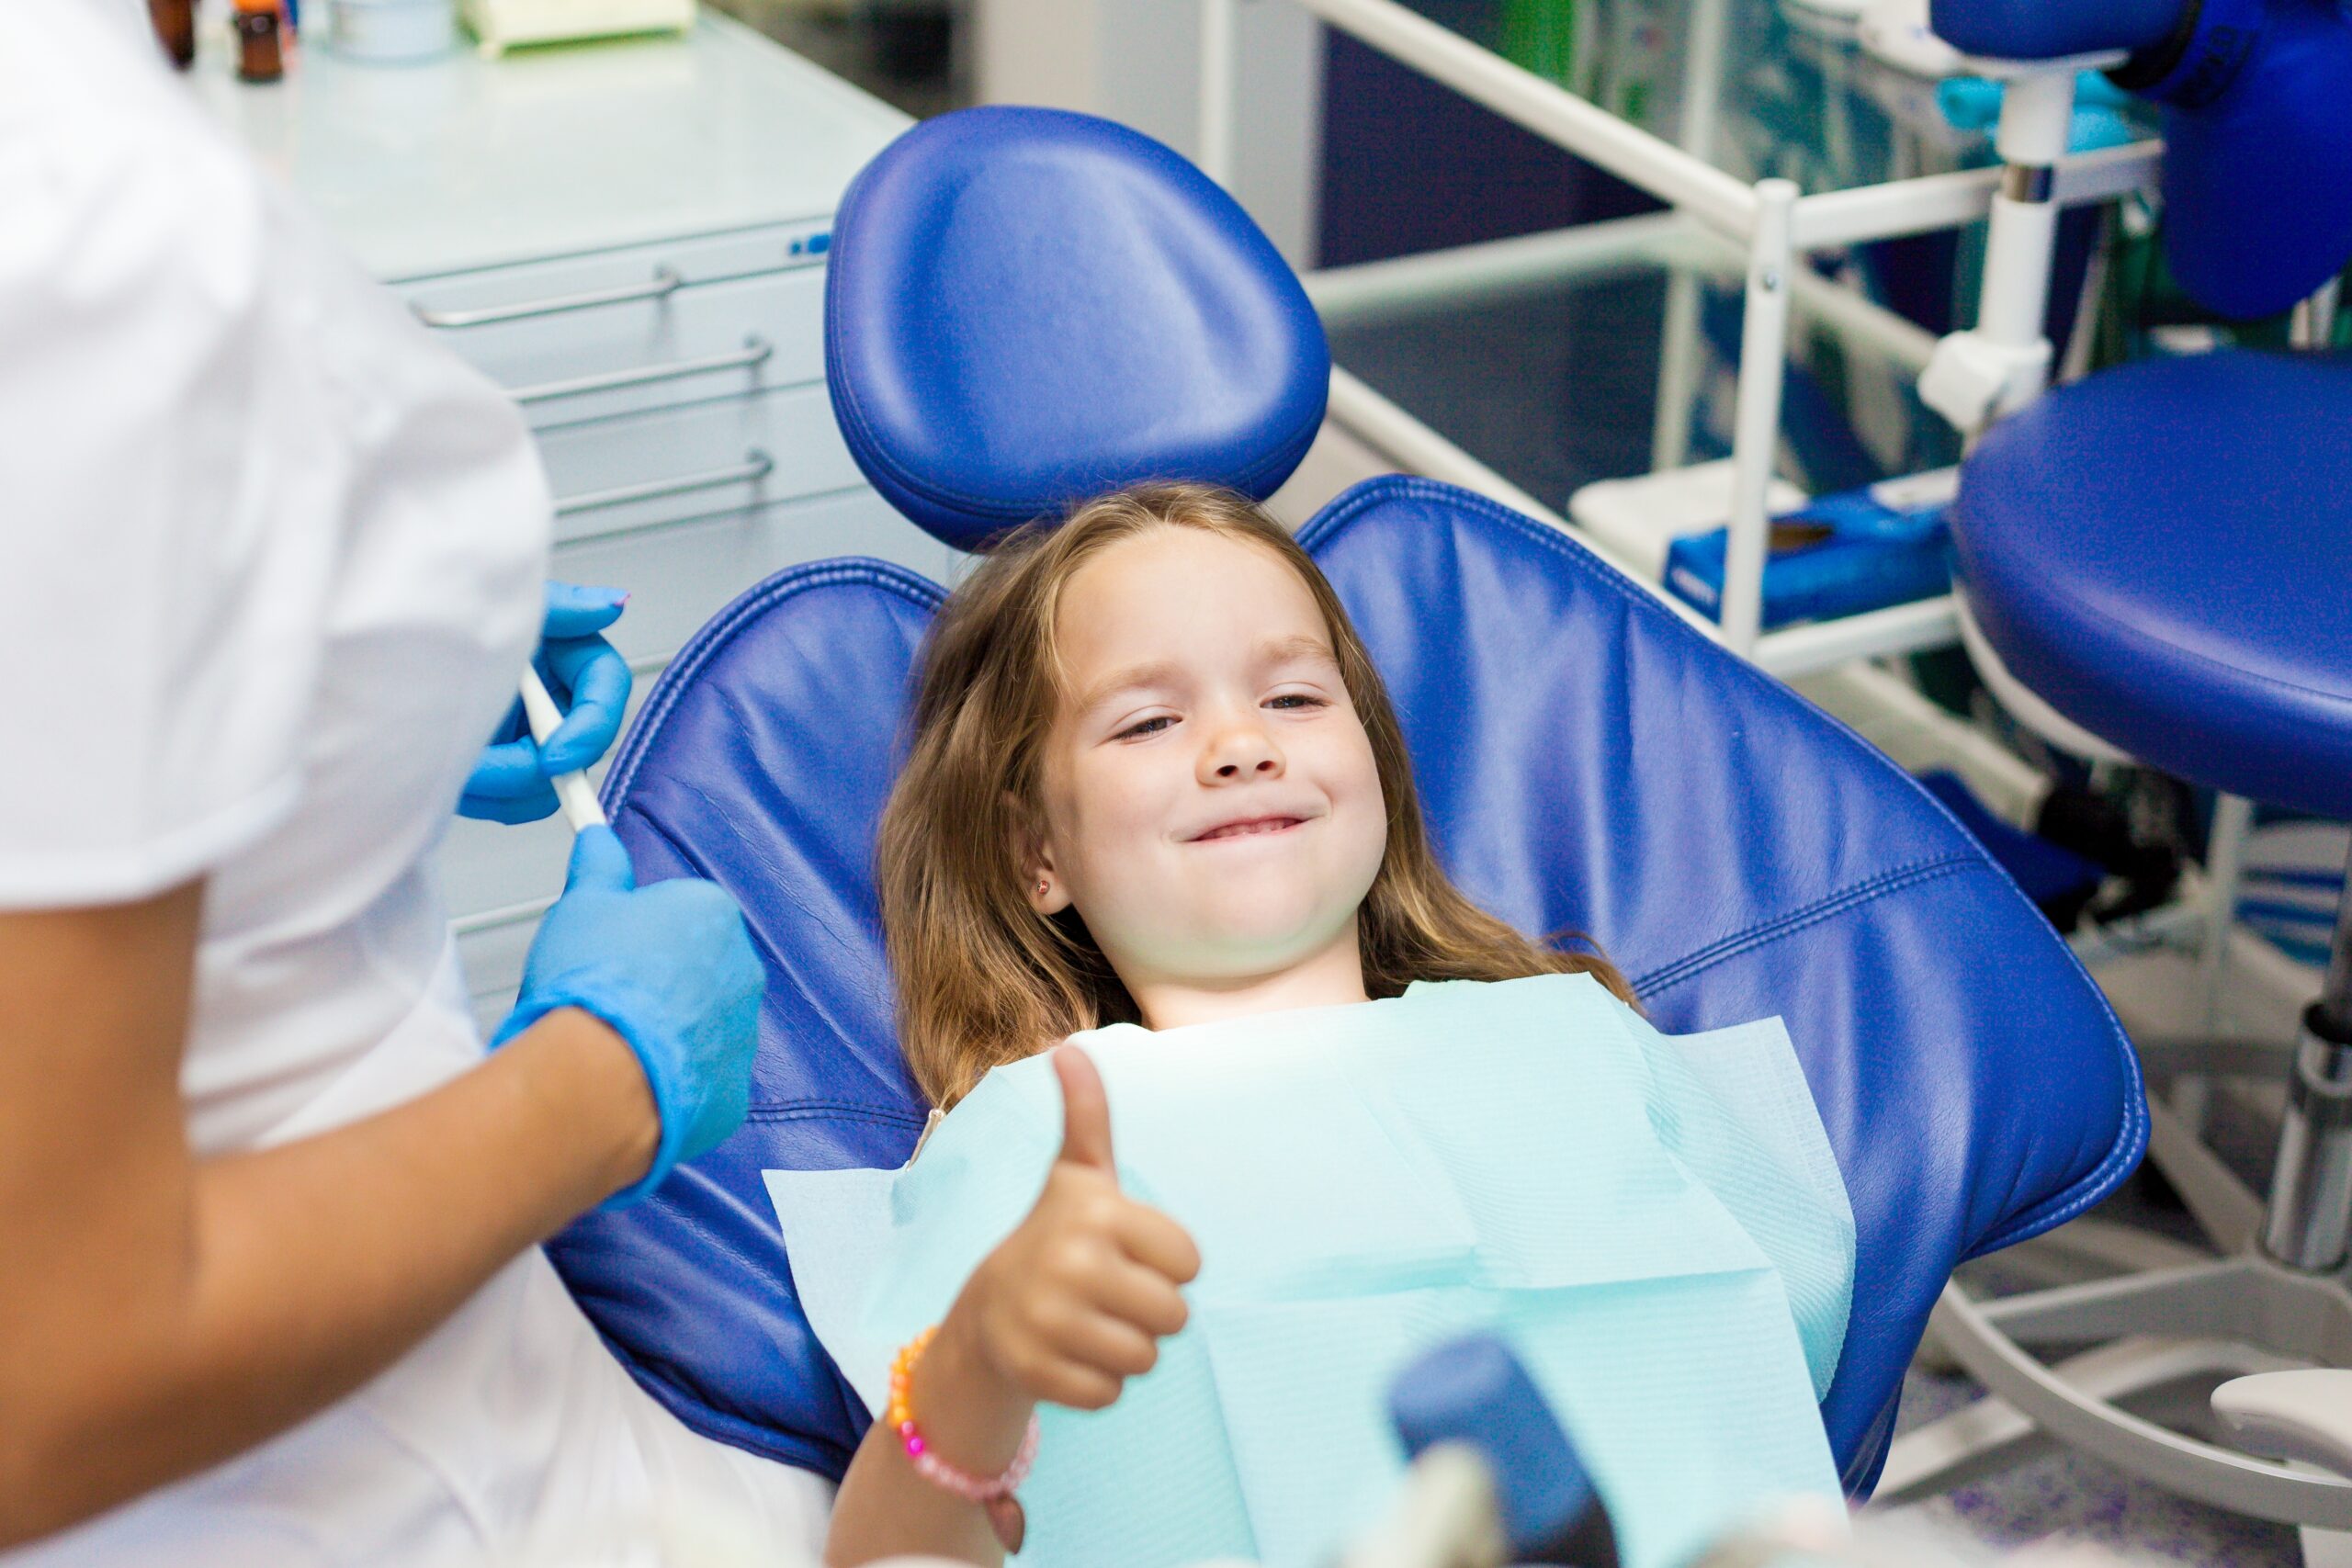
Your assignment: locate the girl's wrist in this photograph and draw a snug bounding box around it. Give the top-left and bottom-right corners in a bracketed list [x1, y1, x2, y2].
[912, 1303, 1035, 1475]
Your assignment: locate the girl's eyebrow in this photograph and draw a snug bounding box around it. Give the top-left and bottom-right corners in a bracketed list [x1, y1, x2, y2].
[1076, 659, 1183, 718]
[1260, 633, 1339, 670]
[1077, 636, 1338, 717]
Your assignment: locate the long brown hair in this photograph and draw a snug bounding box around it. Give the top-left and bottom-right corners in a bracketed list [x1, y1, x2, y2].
[876, 482, 1634, 1107]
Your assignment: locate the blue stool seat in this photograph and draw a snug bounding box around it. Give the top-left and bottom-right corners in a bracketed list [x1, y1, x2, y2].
[1952, 350, 2352, 818]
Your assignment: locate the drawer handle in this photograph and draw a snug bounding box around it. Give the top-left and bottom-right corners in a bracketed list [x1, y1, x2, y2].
[513, 336, 775, 406]
[554, 449, 775, 517]
[414, 266, 684, 330]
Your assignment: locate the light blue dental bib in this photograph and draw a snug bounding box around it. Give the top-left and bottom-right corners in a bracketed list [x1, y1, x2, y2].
[766, 974, 1855, 1568]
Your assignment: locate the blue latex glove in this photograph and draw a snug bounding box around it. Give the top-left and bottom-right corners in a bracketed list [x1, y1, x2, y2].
[492, 827, 764, 1208]
[461, 582, 634, 825]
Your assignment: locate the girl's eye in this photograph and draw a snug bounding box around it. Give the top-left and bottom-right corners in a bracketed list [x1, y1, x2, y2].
[1266, 693, 1327, 711]
[1115, 715, 1176, 739]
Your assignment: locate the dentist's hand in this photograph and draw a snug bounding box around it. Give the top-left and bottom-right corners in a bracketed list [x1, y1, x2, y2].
[940, 1046, 1200, 1415]
[461, 582, 634, 825]
[492, 827, 764, 1208]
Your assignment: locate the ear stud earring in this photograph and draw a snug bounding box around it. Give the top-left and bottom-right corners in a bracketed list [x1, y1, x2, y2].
[1036, 879, 1049, 897]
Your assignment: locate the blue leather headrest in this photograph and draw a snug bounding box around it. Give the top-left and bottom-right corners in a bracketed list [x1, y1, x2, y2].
[549, 480, 2145, 1496]
[1933, 0, 2352, 321]
[825, 107, 1330, 549]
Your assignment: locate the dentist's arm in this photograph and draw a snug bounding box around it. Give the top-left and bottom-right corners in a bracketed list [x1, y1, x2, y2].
[0, 829, 760, 1547]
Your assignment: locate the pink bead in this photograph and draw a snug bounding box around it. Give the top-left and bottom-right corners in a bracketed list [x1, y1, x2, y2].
[906, 1435, 926, 1457]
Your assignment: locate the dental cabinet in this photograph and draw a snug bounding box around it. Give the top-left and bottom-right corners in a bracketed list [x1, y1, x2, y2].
[192, 13, 944, 1025]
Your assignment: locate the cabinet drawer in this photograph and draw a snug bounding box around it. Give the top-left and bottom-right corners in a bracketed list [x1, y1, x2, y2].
[551, 486, 957, 666]
[539, 380, 865, 543]
[398, 220, 830, 321]
[444, 265, 831, 429]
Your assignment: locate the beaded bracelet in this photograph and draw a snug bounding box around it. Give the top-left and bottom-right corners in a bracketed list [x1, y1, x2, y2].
[888, 1325, 1041, 1553]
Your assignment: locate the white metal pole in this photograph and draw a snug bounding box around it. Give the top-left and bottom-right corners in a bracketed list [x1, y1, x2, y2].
[1651, 269, 1702, 472]
[2201, 795, 2256, 1029]
[1200, 0, 1238, 186]
[1721, 178, 1798, 656]
[1325, 367, 1721, 637]
[1650, 0, 1727, 474]
[1974, 71, 2076, 401]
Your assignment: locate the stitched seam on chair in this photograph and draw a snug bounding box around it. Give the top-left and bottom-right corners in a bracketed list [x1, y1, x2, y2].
[744, 1100, 929, 1128]
[604, 558, 944, 806]
[1296, 475, 2149, 1248]
[1630, 855, 1982, 997]
[836, 370, 1326, 521]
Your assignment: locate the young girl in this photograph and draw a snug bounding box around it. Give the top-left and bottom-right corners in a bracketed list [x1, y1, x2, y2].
[809, 482, 1845, 1568]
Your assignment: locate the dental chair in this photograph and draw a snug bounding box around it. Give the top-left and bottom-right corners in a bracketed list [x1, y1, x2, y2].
[541, 107, 2145, 1515]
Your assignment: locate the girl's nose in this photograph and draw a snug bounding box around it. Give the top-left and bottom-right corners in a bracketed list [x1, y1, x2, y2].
[1201, 719, 1283, 784]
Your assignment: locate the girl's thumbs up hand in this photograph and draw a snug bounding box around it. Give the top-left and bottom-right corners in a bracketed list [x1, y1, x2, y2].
[931, 1046, 1201, 1433]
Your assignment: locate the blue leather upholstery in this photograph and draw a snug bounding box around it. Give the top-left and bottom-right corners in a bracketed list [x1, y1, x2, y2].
[547, 561, 942, 1477]
[1952, 350, 2352, 819]
[1933, 0, 2352, 321]
[548, 107, 2146, 1506]
[824, 106, 1330, 550]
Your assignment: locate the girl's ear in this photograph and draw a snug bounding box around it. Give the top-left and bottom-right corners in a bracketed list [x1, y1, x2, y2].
[1006, 791, 1070, 915]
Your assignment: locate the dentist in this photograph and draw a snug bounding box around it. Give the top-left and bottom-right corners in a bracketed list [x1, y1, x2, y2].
[0, 3, 827, 1562]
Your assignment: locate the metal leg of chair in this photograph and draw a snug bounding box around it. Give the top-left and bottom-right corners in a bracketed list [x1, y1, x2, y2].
[2140, 1037, 2304, 1083]
[1878, 1335, 2301, 1505]
[1997, 1216, 2216, 1283]
[1927, 1279, 2352, 1528]
[1889, 861, 2352, 1534]
[2178, 794, 2258, 1134]
[2263, 864, 2352, 1274]
[2146, 1096, 2267, 1256]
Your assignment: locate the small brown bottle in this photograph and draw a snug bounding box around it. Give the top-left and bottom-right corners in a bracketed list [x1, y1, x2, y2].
[150, 0, 198, 67]
[232, 0, 284, 83]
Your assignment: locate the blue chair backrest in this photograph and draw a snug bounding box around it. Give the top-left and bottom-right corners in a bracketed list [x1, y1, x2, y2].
[547, 107, 2144, 1496]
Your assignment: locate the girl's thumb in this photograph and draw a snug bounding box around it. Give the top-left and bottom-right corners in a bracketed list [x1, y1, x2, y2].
[1052, 1044, 1116, 1176]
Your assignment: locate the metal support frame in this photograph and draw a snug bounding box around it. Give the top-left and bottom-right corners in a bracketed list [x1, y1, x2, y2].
[1722, 179, 1796, 655]
[1204, 0, 2161, 672]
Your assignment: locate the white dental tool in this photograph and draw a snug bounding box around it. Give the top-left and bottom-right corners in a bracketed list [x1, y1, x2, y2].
[518, 665, 608, 832]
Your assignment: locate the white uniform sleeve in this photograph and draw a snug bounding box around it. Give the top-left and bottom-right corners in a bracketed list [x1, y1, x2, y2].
[0, 60, 334, 908]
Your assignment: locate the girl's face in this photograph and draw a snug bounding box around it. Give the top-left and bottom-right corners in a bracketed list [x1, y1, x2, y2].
[1027, 526, 1388, 1004]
